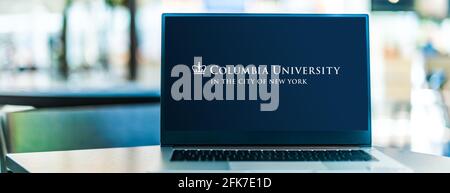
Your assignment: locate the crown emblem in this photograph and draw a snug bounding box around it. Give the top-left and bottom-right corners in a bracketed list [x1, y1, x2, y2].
[192, 61, 206, 75]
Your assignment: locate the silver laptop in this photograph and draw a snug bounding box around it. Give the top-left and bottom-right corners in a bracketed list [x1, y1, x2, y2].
[158, 13, 410, 172]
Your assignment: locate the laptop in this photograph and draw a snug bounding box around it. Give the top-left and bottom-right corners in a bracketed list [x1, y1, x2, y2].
[159, 13, 410, 172]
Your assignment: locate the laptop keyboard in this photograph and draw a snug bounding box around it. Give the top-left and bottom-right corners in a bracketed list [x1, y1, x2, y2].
[171, 149, 376, 161]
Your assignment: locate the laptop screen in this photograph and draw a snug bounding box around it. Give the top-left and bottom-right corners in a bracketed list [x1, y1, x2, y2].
[162, 14, 370, 145]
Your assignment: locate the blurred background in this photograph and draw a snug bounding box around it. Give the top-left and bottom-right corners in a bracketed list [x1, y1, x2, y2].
[0, 0, 450, 156]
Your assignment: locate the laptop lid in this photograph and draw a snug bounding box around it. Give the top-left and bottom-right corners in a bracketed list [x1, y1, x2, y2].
[161, 14, 371, 146]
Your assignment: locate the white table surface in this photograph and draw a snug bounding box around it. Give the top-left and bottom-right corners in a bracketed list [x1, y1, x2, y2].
[6, 145, 450, 173]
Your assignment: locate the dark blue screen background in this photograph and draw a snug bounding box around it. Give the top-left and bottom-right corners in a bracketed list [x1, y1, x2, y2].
[163, 15, 369, 133]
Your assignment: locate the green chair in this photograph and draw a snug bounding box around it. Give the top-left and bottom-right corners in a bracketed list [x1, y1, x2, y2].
[0, 104, 160, 172]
